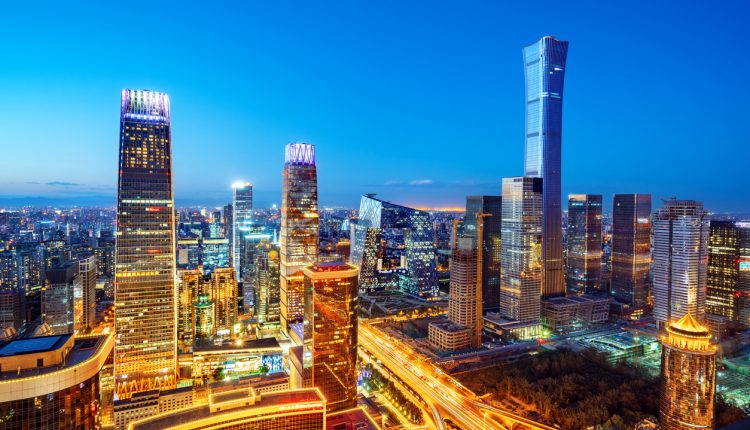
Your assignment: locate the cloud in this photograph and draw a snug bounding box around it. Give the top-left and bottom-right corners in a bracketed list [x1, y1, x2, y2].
[46, 181, 82, 187]
[408, 179, 434, 186]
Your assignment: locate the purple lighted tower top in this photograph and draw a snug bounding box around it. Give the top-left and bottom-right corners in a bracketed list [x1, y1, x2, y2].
[285, 142, 316, 166]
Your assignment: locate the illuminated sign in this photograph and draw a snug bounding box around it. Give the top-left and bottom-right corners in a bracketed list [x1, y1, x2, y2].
[740, 261, 750, 272]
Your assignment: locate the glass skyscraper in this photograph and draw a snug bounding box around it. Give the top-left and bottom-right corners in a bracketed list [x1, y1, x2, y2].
[464, 196, 502, 313]
[523, 36, 568, 299]
[280, 143, 319, 336]
[231, 182, 253, 282]
[611, 194, 652, 309]
[350, 195, 438, 299]
[565, 194, 603, 295]
[653, 199, 710, 330]
[706, 220, 740, 321]
[115, 89, 176, 398]
[499, 177, 543, 323]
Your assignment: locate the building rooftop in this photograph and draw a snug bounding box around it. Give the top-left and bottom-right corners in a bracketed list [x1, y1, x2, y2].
[0, 334, 71, 357]
[0, 334, 111, 380]
[326, 407, 380, 430]
[193, 336, 280, 352]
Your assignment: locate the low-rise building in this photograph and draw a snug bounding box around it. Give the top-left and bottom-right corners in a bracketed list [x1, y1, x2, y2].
[541, 295, 610, 333]
[428, 321, 471, 351]
[114, 386, 194, 430]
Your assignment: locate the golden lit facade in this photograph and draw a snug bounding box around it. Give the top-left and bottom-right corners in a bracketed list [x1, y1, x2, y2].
[303, 261, 359, 412]
[659, 313, 716, 430]
[280, 143, 318, 336]
[447, 237, 481, 348]
[207, 267, 238, 336]
[115, 89, 177, 398]
[254, 241, 281, 325]
[178, 266, 238, 348]
[706, 220, 740, 321]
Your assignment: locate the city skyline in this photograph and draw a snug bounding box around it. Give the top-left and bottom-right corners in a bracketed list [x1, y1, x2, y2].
[1, 2, 749, 213]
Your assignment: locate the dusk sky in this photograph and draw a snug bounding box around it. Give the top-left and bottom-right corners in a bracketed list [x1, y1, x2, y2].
[1, 2, 748, 212]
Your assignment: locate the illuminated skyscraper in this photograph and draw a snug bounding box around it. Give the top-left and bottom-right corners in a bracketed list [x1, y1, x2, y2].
[302, 261, 359, 412]
[659, 313, 716, 430]
[254, 241, 281, 325]
[611, 194, 651, 309]
[653, 199, 710, 330]
[707, 220, 740, 321]
[464, 196, 502, 313]
[77, 254, 97, 331]
[499, 177, 543, 323]
[280, 143, 318, 336]
[565, 194, 603, 295]
[205, 266, 238, 337]
[737, 223, 750, 327]
[43, 262, 79, 334]
[523, 36, 568, 299]
[447, 236, 482, 348]
[115, 89, 176, 397]
[231, 182, 253, 282]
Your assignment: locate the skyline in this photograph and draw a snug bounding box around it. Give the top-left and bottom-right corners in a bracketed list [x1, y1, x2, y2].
[1, 2, 749, 213]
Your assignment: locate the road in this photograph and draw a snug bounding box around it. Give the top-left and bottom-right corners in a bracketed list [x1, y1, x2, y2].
[359, 322, 555, 430]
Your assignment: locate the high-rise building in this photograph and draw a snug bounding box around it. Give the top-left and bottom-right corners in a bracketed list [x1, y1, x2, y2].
[499, 177, 543, 323]
[177, 268, 202, 350]
[206, 266, 238, 337]
[464, 196, 502, 313]
[350, 195, 438, 298]
[254, 241, 281, 325]
[238, 225, 272, 314]
[611, 194, 652, 309]
[280, 143, 318, 337]
[176, 266, 238, 347]
[193, 294, 215, 340]
[231, 182, 253, 281]
[523, 36, 568, 299]
[0, 288, 25, 332]
[707, 220, 740, 321]
[42, 262, 79, 334]
[302, 261, 359, 412]
[737, 222, 750, 327]
[566, 194, 603, 295]
[76, 254, 97, 332]
[447, 236, 482, 348]
[115, 89, 177, 397]
[653, 199, 710, 330]
[659, 313, 716, 430]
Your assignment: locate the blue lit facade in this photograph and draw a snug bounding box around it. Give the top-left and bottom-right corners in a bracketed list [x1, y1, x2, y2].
[351, 195, 437, 299]
[523, 36, 568, 299]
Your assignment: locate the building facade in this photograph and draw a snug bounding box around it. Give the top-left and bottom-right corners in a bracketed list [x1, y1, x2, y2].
[653, 199, 710, 330]
[77, 254, 97, 332]
[115, 89, 177, 397]
[254, 241, 280, 326]
[566, 194, 603, 295]
[611, 194, 652, 309]
[231, 182, 253, 282]
[280, 143, 319, 336]
[707, 220, 740, 321]
[350, 195, 438, 298]
[523, 36, 568, 299]
[42, 262, 79, 335]
[464, 196, 502, 313]
[447, 237, 481, 347]
[302, 261, 359, 412]
[499, 177, 543, 324]
[659, 313, 716, 430]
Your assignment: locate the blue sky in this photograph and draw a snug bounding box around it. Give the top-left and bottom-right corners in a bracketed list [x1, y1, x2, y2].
[0, 1, 748, 212]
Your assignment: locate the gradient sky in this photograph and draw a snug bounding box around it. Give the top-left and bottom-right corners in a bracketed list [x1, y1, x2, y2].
[1, 2, 748, 212]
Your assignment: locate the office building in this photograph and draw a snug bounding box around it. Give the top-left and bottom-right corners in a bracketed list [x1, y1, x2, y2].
[707, 220, 740, 321]
[206, 266, 238, 337]
[254, 241, 281, 326]
[0, 288, 25, 332]
[178, 268, 202, 350]
[611, 194, 652, 309]
[77, 254, 97, 332]
[499, 177, 543, 323]
[350, 195, 438, 298]
[114, 386, 194, 430]
[541, 295, 610, 333]
[653, 199, 710, 330]
[0, 334, 113, 429]
[115, 89, 177, 397]
[737, 222, 750, 327]
[659, 313, 716, 430]
[177, 266, 238, 347]
[566, 194, 603, 295]
[202, 237, 230, 272]
[129, 388, 326, 430]
[194, 294, 215, 340]
[464, 196, 502, 313]
[280, 143, 319, 336]
[42, 262, 79, 335]
[231, 182, 253, 281]
[238, 225, 272, 314]
[523, 36, 568, 299]
[302, 261, 359, 412]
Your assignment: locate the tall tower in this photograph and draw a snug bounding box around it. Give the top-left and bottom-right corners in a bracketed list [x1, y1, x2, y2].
[566, 194, 603, 295]
[706, 220, 740, 321]
[653, 199, 710, 330]
[659, 313, 716, 430]
[611, 194, 652, 308]
[231, 182, 253, 281]
[464, 196, 502, 313]
[279, 143, 318, 337]
[302, 261, 359, 412]
[499, 177, 543, 323]
[523, 36, 568, 299]
[448, 236, 482, 348]
[77, 254, 97, 331]
[115, 89, 176, 398]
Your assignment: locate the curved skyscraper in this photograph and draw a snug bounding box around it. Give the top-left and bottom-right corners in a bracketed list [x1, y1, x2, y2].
[115, 90, 177, 398]
[523, 36, 568, 298]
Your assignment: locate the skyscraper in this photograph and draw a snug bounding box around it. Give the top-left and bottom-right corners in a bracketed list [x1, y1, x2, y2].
[611, 194, 652, 309]
[254, 241, 281, 326]
[42, 262, 79, 334]
[737, 222, 750, 327]
[280, 143, 318, 337]
[115, 89, 176, 398]
[231, 182, 253, 282]
[653, 199, 710, 330]
[659, 313, 716, 430]
[448, 236, 482, 348]
[523, 36, 568, 299]
[77, 254, 97, 331]
[302, 261, 359, 412]
[464, 196, 502, 313]
[706, 220, 740, 321]
[499, 177, 543, 324]
[565, 194, 603, 295]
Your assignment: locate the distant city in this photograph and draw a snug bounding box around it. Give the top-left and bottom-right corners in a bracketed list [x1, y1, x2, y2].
[0, 22, 748, 430]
